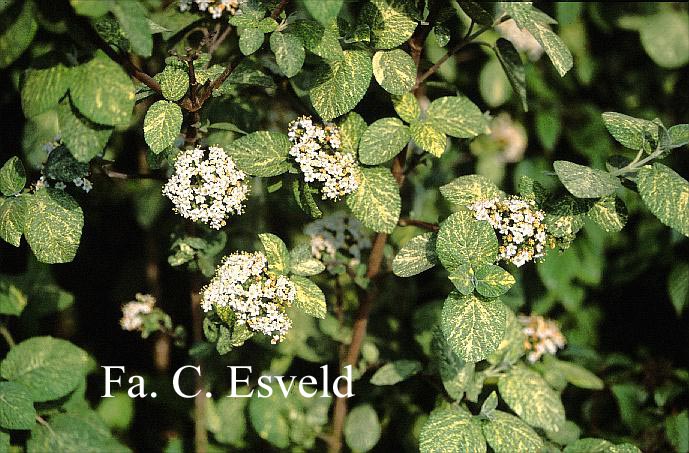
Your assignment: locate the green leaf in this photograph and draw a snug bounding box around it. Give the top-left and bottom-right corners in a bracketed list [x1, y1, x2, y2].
[392, 232, 438, 277]
[24, 189, 84, 264]
[291, 275, 326, 319]
[0, 157, 26, 196]
[288, 20, 343, 61]
[259, 233, 290, 274]
[157, 67, 189, 101]
[0, 195, 28, 247]
[0, 1, 37, 68]
[474, 264, 515, 298]
[311, 50, 372, 120]
[487, 310, 526, 366]
[502, 2, 573, 77]
[270, 31, 305, 77]
[392, 92, 420, 123]
[479, 58, 511, 108]
[440, 175, 503, 212]
[344, 404, 380, 452]
[96, 391, 134, 431]
[338, 112, 367, 154]
[110, 0, 152, 57]
[432, 327, 476, 400]
[226, 131, 291, 177]
[212, 393, 249, 447]
[358, 118, 410, 165]
[0, 381, 36, 430]
[441, 292, 507, 362]
[494, 38, 528, 111]
[43, 146, 89, 182]
[448, 264, 475, 296]
[543, 195, 590, 239]
[21, 65, 72, 118]
[498, 365, 565, 431]
[563, 438, 621, 453]
[70, 51, 135, 126]
[601, 112, 658, 151]
[359, 0, 418, 50]
[426, 96, 490, 138]
[668, 262, 689, 316]
[58, 100, 113, 162]
[553, 160, 621, 198]
[346, 166, 400, 234]
[482, 410, 544, 453]
[419, 406, 486, 453]
[0, 278, 28, 316]
[302, 0, 343, 25]
[292, 179, 322, 219]
[289, 244, 325, 276]
[370, 360, 422, 385]
[143, 100, 182, 154]
[27, 410, 129, 453]
[480, 391, 499, 417]
[1, 336, 88, 402]
[545, 357, 604, 390]
[372, 49, 415, 95]
[238, 27, 264, 55]
[587, 196, 628, 233]
[665, 410, 689, 453]
[410, 120, 447, 157]
[669, 124, 689, 148]
[436, 211, 498, 271]
[637, 163, 689, 237]
[458, 1, 494, 26]
[639, 11, 689, 69]
[248, 392, 289, 448]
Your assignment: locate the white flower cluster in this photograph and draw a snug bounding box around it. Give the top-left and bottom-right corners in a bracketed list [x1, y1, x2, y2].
[496, 18, 544, 61]
[519, 314, 566, 363]
[120, 293, 156, 332]
[304, 212, 371, 272]
[288, 116, 360, 200]
[470, 196, 549, 267]
[179, 0, 240, 18]
[490, 113, 527, 163]
[202, 252, 296, 344]
[163, 146, 249, 230]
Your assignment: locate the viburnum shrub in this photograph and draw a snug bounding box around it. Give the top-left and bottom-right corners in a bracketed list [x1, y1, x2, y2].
[0, 1, 688, 452]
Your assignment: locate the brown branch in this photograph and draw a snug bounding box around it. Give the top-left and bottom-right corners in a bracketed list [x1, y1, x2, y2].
[398, 218, 439, 232]
[270, 0, 289, 20]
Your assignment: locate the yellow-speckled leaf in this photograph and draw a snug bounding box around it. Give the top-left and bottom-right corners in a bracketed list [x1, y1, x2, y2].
[358, 117, 410, 165]
[587, 196, 627, 233]
[346, 167, 400, 233]
[498, 365, 566, 431]
[426, 96, 490, 139]
[392, 232, 438, 277]
[637, 163, 689, 237]
[143, 100, 182, 154]
[419, 406, 486, 453]
[482, 410, 544, 453]
[24, 189, 83, 264]
[436, 211, 498, 271]
[474, 264, 515, 298]
[410, 119, 447, 157]
[440, 292, 507, 362]
[554, 160, 621, 198]
[393, 92, 420, 123]
[259, 233, 290, 274]
[359, 0, 418, 50]
[311, 50, 372, 120]
[372, 49, 415, 95]
[291, 275, 326, 319]
[70, 51, 135, 126]
[21, 64, 72, 118]
[226, 131, 291, 177]
[0, 195, 28, 247]
[440, 175, 503, 212]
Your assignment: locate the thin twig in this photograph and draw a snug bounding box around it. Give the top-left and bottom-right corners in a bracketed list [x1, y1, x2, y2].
[0, 325, 15, 348]
[398, 218, 440, 232]
[270, 0, 289, 20]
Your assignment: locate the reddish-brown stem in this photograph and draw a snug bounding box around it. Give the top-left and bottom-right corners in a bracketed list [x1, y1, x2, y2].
[271, 0, 289, 20]
[398, 218, 440, 232]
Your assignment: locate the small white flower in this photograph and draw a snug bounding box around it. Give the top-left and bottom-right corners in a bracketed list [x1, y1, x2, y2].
[163, 146, 250, 229]
[469, 196, 550, 267]
[304, 212, 371, 273]
[202, 251, 296, 344]
[54, 181, 66, 190]
[519, 314, 566, 362]
[288, 116, 360, 200]
[82, 178, 93, 193]
[120, 293, 156, 331]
